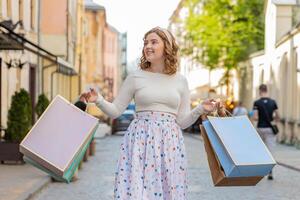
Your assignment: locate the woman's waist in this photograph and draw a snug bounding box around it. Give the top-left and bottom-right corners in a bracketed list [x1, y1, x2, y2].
[135, 110, 176, 122]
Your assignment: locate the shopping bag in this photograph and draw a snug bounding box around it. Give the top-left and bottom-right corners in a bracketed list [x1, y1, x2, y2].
[200, 125, 263, 186]
[202, 115, 276, 178]
[23, 124, 97, 183]
[20, 95, 99, 182]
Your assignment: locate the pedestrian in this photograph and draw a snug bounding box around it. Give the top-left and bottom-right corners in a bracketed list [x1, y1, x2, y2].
[82, 27, 219, 199]
[74, 93, 88, 112]
[252, 84, 280, 180]
[233, 101, 248, 116]
[71, 93, 89, 182]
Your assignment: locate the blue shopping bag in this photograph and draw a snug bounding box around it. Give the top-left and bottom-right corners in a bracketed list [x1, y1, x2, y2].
[202, 115, 276, 177]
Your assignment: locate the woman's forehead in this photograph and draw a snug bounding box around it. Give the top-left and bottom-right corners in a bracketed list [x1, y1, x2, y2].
[145, 32, 162, 41]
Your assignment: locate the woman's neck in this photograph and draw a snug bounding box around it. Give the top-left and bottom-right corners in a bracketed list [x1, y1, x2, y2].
[149, 62, 165, 73]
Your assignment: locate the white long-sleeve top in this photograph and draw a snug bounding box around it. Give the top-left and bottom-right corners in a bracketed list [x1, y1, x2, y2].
[95, 69, 207, 129]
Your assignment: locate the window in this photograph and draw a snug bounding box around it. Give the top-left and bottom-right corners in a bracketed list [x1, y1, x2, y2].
[0, 0, 3, 17]
[260, 69, 264, 84]
[30, 0, 35, 29]
[292, 6, 300, 27]
[7, 0, 11, 18]
[295, 49, 298, 66]
[19, 0, 23, 22]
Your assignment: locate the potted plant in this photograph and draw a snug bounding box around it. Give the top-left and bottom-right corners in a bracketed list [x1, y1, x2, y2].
[35, 94, 49, 118]
[0, 89, 32, 163]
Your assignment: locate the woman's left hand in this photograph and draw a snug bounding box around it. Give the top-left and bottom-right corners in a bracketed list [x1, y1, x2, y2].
[201, 99, 220, 113]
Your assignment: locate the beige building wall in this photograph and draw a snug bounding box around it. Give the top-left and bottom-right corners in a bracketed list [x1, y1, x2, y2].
[82, 1, 124, 119]
[83, 6, 105, 92]
[40, 0, 82, 102]
[104, 25, 120, 100]
[71, 0, 84, 101]
[103, 25, 119, 101]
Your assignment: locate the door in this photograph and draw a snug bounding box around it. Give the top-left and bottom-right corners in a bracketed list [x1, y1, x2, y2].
[29, 64, 36, 124]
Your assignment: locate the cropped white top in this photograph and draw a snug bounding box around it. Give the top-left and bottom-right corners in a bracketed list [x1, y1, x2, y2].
[95, 69, 206, 129]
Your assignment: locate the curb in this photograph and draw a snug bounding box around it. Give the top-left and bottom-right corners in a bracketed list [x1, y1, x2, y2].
[17, 176, 51, 200]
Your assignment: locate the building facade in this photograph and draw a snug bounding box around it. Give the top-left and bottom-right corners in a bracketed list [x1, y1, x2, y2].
[0, 0, 39, 131]
[0, 0, 81, 135]
[83, 0, 126, 119]
[239, 0, 300, 147]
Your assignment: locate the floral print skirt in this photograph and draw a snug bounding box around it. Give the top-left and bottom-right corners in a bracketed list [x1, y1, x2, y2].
[114, 111, 187, 200]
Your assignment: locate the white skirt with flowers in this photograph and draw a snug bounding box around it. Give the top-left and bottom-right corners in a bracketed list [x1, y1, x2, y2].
[114, 111, 187, 200]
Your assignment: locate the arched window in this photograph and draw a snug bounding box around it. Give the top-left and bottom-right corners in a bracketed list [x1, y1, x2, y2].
[279, 54, 288, 119]
[295, 49, 300, 123]
[260, 69, 264, 84]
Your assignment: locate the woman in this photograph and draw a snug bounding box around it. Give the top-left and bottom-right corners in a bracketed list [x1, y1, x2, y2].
[85, 27, 218, 199]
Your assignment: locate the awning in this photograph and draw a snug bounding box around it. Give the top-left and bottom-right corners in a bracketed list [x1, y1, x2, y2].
[0, 22, 77, 76]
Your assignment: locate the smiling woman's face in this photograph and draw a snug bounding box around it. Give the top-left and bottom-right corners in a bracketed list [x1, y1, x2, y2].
[143, 32, 165, 63]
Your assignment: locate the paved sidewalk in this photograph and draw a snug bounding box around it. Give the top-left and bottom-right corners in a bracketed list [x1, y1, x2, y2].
[271, 144, 300, 170]
[0, 163, 50, 200]
[31, 133, 300, 200]
[0, 122, 110, 200]
[1, 131, 300, 200]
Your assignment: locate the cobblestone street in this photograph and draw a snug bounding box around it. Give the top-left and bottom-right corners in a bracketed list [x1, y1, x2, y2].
[31, 133, 300, 200]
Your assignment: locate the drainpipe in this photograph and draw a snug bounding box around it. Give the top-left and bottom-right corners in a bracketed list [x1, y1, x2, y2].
[0, 59, 2, 130]
[51, 70, 58, 100]
[66, 0, 69, 61]
[37, 0, 41, 94]
[78, 53, 82, 94]
[70, 74, 72, 100]
[66, 0, 69, 100]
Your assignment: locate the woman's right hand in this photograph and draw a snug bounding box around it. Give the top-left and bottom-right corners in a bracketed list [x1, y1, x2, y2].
[201, 99, 219, 113]
[86, 88, 99, 103]
[78, 93, 89, 103]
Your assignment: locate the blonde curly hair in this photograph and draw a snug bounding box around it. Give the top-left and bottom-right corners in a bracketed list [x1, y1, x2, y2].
[139, 27, 179, 75]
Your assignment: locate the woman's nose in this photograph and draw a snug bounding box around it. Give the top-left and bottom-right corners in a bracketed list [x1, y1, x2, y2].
[145, 43, 152, 48]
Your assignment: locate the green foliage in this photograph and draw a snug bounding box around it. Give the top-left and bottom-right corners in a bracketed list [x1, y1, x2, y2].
[183, 0, 264, 73]
[5, 89, 32, 143]
[35, 94, 50, 118]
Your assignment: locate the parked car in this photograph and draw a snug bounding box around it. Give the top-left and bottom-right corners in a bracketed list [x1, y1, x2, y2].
[183, 116, 202, 134]
[111, 109, 135, 134]
[126, 103, 136, 111]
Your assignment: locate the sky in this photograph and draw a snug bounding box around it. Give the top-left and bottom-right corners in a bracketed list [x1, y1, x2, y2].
[95, 0, 181, 66]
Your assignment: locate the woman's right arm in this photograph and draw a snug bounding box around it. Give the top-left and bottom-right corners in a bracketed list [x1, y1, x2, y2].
[92, 74, 135, 119]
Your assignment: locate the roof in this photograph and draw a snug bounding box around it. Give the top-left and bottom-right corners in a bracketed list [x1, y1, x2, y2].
[84, 0, 105, 11]
[272, 0, 298, 5]
[107, 24, 120, 34]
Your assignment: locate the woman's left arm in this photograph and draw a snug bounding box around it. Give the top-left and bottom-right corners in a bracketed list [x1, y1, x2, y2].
[176, 77, 208, 129]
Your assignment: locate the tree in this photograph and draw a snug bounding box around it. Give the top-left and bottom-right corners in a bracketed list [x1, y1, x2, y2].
[5, 89, 32, 142]
[182, 0, 264, 95]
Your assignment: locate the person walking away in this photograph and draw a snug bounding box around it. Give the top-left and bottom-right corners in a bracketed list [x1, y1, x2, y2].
[253, 84, 280, 180]
[233, 101, 248, 116]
